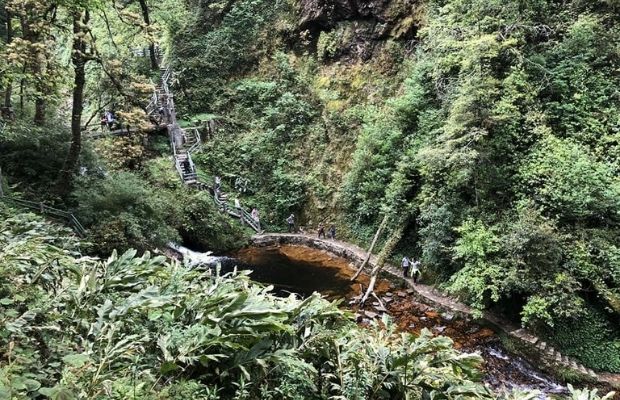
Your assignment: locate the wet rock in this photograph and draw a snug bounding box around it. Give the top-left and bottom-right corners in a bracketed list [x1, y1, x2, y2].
[385, 292, 393, 297]
[434, 326, 446, 333]
[396, 291, 407, 298]
[406, 289, 415, 295]
[365, 310, 378, 319]
[443, 312, 455, 321]
[382, 297, 393, 304]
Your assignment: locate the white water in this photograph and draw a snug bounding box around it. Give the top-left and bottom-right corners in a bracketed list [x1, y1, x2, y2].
[168, 243, 224, 267]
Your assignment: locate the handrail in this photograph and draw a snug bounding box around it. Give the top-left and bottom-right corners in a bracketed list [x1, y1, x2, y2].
[157, 63, 262, 233]
[0, 196, 86, 237]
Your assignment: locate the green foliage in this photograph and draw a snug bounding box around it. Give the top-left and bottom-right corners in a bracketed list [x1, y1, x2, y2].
[72, 172, 181, 254]
[0, 208, 515, 399]
[172, 0, 292, 112]
[178, 190, 247, 252]
[447, 219, 506, 315]
[541, 305, 620, 373]
[519, 136, 620, 223]
[0, 121, 71, 194]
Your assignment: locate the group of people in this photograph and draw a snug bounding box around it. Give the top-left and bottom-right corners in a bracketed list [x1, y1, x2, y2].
[317, 222, 336, 239]
[100, 110, 119, 130]
[401, 256, 421, 283]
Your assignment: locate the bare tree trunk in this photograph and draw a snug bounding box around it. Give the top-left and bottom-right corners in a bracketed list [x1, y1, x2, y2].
[4, 10, 13, 109]
[34, 98, 45, 125]
[360, 219, 408, 305]
[57, 10, 89, 196]
[351, 215, 388, 281]
[137, 0, 158, 70]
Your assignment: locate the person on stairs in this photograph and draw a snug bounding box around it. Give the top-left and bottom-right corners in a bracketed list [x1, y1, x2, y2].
[401, 256, 410, 278]
[235, 198, 242, 222]
[215, 176, 221, 190]
[318, 223, 326, 239]
[286, 214, 295, 233]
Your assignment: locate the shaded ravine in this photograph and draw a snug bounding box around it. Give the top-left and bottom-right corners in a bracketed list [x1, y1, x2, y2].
[174, 242, 567, 397]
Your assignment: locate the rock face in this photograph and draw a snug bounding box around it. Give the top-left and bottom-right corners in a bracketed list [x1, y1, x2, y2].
[299, 0, 414, 29]
[297, 0, 419, 61]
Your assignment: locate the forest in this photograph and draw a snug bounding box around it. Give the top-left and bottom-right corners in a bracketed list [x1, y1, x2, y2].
[0, 0, 619, 398]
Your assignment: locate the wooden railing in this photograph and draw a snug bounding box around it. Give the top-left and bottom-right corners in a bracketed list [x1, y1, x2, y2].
[0, 196, 86, 237]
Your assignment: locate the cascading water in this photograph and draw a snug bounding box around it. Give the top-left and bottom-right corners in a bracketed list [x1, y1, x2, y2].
[168, 243, 231, 267]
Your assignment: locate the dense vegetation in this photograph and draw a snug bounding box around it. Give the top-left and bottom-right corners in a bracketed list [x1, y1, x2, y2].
[0, 206, 532, 399]
[164, 0, 620, 372]
[1, 0, 619, 394]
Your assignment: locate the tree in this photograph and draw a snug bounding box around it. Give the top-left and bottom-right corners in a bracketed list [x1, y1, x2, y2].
[57, 7, 95, 196]
[136, 0, 158, 70]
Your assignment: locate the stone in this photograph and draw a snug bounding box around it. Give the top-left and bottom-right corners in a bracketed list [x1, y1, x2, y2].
[365, 311, 378, 319]
[406, 289, 415, 295]
[434, 326, 446, 333]
[382, 297, 393, 304]
[442, 312, 455, 321]
[385, 292, 393, 297]
[396, 291, 407, 298]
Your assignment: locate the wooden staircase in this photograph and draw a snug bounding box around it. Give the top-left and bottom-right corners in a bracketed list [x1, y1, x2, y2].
[154, 62, 262, 233]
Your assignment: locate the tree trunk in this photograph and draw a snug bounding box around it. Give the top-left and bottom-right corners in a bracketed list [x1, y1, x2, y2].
[57, 11, 89, 197]
[351, 215, 388, 281]
[137, 0, 158, 70]
[20, 15, 47, 125]
[360, 218, 408, 304]
[4, 10, 13, 109]
[34, 98, 45, 125]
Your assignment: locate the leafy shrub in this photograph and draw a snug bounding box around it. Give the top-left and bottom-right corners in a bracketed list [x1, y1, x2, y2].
[519, 136, 620, 223]
[541, 305, 620, 373]
[73, 172, 181, 254]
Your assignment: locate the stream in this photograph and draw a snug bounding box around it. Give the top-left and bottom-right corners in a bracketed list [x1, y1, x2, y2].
[172, 243, 567, 398]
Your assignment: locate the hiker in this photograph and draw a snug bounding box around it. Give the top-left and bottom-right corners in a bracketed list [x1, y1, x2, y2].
[411, 258, 421, 283]
[214, 176, 221, 190]
[104, 110, 115, 129]
[158, 106, 165, 124]
[401, 256, 410, 278]
[328, 224, 336, 240]
[100, 114, 107, 131]
[235, 198, 242, 220]
[318, 223, 326, 239]
[250, 208, 260, 229]
[182, 158, 191, 173]
[286, 214, 295, 233]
